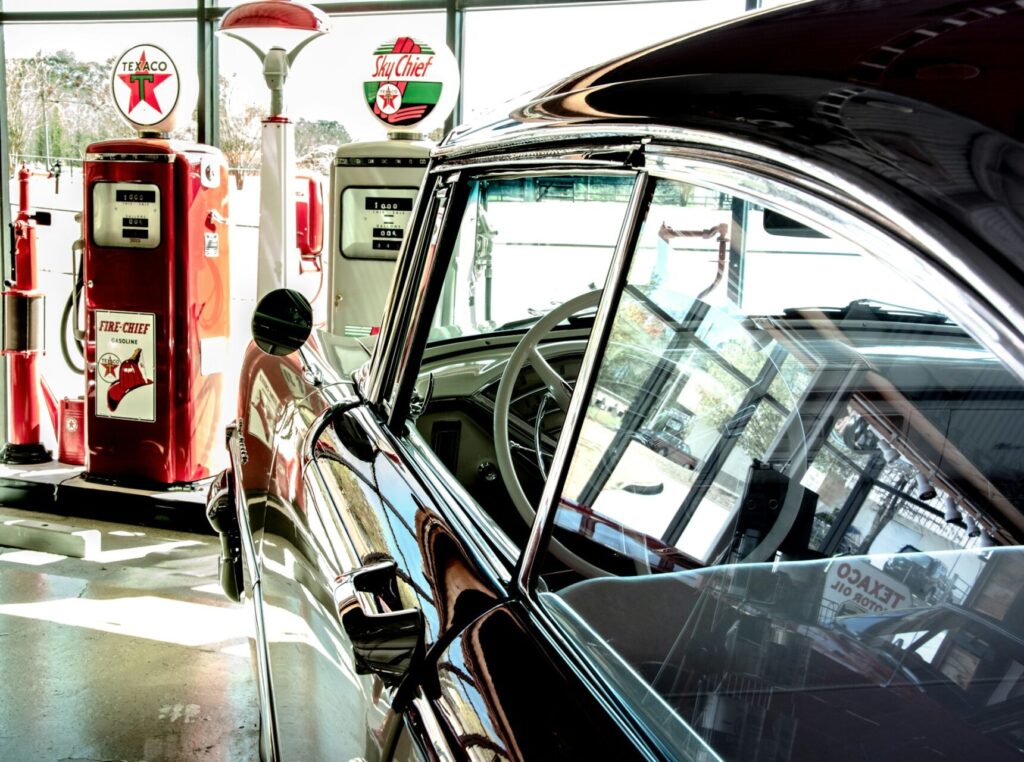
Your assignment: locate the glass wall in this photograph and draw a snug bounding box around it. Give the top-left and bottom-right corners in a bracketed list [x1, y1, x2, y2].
[0, 0, 760, 451]
[217, 10, 447, 404]
[461, 0, 747, 121]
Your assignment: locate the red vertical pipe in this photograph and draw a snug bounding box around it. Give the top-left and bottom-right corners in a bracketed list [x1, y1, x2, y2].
[6, 166, 43, 447]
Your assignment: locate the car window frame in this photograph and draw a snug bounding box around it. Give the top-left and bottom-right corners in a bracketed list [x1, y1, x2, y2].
[379, 162, 643, 426]
[356, 159, 650, 579]
[497, 143, 1024, 757]
[517, 147, 1024, 595]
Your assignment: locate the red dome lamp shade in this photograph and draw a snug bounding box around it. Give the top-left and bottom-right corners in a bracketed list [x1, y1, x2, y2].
[218, 1, 330, 115]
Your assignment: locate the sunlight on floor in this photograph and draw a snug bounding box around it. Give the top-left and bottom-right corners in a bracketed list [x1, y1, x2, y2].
[0, 594, 250, 649]
[0, 549, 68, 566]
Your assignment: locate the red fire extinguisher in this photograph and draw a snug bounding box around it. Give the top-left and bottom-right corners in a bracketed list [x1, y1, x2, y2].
[0, 165, 58, 464]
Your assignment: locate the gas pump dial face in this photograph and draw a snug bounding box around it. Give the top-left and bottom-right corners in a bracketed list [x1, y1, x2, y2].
[91, 182, 161, 249]
[340, 187, 418, 260]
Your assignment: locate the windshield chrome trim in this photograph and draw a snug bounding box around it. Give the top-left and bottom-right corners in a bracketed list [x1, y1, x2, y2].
[517, 171, 652, 594]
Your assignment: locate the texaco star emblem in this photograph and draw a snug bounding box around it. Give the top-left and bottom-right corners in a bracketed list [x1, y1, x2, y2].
[99, 354, 120, 380]
[116, 51, 173, 114]
[376, 83, 402, 115]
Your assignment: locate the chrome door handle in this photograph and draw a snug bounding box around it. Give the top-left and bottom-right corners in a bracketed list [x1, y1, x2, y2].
[334, 560, 422, 684]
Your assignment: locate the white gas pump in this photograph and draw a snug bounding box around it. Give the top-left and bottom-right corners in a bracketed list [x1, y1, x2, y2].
[329, 136, 430, 337]
[329, 35, 458, 337]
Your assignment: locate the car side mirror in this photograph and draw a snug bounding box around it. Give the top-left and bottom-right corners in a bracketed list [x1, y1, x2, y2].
[252, 288, 313, 356]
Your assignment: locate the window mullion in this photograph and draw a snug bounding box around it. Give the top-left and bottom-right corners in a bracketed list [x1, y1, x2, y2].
[517, 170, 652, 595]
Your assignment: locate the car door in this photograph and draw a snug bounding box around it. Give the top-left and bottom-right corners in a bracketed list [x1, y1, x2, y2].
[253, 176, 513, 762]
[360, 160, 663, 758]
[259, 159, 654, 760]
[237, 336, 362, 762]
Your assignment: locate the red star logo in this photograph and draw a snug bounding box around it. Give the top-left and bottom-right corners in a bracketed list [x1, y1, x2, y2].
[378, 87, 397, 110]
[117, 51, 172, 114]
[100, 355, 120, 379]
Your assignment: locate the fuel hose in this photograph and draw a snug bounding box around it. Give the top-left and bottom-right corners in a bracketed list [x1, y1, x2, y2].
[61, 237, 85, 375]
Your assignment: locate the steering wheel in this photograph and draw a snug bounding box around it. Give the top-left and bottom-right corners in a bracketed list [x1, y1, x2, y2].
[492, 290, 622, 579]
[494, 290, 601, 527]
[493, 288, 814, 574]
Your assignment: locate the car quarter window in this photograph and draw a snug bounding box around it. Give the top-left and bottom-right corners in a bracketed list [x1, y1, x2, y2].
[401, 171, 638, 551]
[534, 173, 1024, 760]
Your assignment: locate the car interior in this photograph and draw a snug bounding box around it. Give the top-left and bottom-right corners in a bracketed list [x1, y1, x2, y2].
[402, 172, 1020, 571]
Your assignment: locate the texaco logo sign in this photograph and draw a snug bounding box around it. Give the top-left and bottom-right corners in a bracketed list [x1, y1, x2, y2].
[111, 44, 180, 128]
[364, 37, 447, 129]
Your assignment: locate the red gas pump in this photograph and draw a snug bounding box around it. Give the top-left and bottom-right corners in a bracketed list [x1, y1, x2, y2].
[0, 166, 54, 464]
[83, 140, 230, 486]
[81, 44, 231, 487]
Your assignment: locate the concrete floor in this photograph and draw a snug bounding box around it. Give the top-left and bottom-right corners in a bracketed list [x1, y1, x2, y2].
[0, 506, 259, 761]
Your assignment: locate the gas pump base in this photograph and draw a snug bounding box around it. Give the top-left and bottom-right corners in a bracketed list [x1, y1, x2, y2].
[0, 443, 52, 465]
[0, 461, 214, 534]
[80, 470, 209, 493]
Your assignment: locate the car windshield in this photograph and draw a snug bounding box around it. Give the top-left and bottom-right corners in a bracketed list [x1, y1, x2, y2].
[532, 172, 1024, 760]
[425, 174, 637, 345]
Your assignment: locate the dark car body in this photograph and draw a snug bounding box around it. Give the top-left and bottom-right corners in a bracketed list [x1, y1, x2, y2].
[209, 2, 1024, 760]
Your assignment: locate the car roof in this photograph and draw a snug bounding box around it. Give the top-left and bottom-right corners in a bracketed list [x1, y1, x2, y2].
[441, 0, 1024, 301]
[550, 0, 1023, 141]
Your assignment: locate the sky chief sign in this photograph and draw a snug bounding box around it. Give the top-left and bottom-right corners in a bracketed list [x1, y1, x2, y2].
[111, 44, 181, 133]
[364, 36, 457, 131]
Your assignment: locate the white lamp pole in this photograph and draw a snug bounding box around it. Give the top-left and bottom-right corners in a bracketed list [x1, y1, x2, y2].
[218, 0, 329, 300]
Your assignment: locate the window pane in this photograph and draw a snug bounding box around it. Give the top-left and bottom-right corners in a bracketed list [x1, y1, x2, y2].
[3, 1, 193, 9]
[218, 12, 446, 363]
[549, 176, 1017, 573]
[409, 172, 634, 547]
[541, 547, 1024, 761]
[427, 175, 634, 344]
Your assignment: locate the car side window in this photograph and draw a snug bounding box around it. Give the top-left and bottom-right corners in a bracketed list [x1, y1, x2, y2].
[536, 174, 1024, 760]
[403, 171, 637, 549]
[550, 176, 1009, 573]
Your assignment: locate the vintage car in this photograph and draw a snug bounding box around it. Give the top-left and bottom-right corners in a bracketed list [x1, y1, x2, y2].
[634, 411, 700, 470]
[207, 1, 1024, 759]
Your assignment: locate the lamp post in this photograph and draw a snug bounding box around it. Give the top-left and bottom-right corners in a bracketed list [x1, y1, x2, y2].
[218, 0, 329, 300]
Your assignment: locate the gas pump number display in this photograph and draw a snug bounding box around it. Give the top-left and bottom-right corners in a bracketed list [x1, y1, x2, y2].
[92, 182, 161, 249]
[341, 187, 418, 260]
